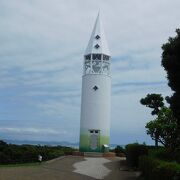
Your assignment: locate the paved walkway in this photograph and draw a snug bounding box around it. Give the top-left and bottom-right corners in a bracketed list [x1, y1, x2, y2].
[73, 157, 111, 179]
[0, 156, 139, 180]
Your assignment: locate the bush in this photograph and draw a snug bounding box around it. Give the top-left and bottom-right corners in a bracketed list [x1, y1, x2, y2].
[125, 143, 148, 167]
[47, 150, 64, 159]
[0, 140, 75, 165]
[148, 147, 180, 163]
[139, 156, 180, 180]
[0, 152, 11, 164]
[110, 145, 125, 156]
[149, 147, 173, 161]
[174, 148, 180, 163]
[114, 145, 125, 154]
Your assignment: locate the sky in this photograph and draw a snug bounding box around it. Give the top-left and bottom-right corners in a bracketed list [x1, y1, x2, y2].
[0, 0, 180, 145]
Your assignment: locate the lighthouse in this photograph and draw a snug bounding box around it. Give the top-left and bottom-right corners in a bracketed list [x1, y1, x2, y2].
[79, 13, 111, 152]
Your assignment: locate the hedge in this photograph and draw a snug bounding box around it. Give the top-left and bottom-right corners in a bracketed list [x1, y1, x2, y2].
[149, 147, 173, 161]
[125, 143, 148, 167]
[139, 156, 180, 180]
[0, 141, 74, 164]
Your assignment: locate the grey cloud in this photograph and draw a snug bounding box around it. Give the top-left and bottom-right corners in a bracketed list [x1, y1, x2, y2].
[0, 127, 67, 135]
[0, 0, 179, 143]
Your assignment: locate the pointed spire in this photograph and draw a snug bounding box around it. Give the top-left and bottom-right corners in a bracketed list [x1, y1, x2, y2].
[84, 12, 110, 56]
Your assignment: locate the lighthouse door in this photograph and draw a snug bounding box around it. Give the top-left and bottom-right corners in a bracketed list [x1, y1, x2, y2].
[89, 130, 100, 151]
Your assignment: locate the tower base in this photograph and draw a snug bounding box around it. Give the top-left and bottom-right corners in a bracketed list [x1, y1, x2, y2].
[72, 151, 116, 158]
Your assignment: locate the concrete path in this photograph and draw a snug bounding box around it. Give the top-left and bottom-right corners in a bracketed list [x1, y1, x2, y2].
[73, 157, 111, 179]
[0, 156, 139, 180]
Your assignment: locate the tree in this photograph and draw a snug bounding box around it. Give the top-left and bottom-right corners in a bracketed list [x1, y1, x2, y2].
[161, 29, 180, 135]
[140, 94, 164, 146]
[146, 107, 178, 150]
[114, 145, 125, 154]
[0, 140, 7, 151]
[140, 94, 164, 115]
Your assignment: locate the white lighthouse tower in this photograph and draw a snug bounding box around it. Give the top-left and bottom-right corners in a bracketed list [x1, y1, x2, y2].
[79, 13, 111, 152]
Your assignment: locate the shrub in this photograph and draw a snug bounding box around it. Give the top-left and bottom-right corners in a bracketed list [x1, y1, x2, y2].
[148, 147, 180, 163]
[0, 140, 75, 165]
[149, 147, 173, 161]
[0, 152, 11, 164]
[114, 145, 125, 154]
[0, 141, 8, 151]
[110, 145, 126, 156]
[125, 143, 148, 167]
[174, 148, 180, 163]
[47, 150, 64, 159]
[139, 156, 180, 180]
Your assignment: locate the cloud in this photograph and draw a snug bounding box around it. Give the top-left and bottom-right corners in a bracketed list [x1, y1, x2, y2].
[0, 0, 179, 144]
[0, 127, 66, 135]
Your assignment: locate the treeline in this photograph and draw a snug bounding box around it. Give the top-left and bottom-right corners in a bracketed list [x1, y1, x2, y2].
[0, 140, 75, 164]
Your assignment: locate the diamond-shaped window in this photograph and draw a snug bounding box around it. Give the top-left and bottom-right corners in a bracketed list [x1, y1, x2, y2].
[93, 86, 98, 91]
[94, 44, 100, 49]
[95, 35, 100, 39]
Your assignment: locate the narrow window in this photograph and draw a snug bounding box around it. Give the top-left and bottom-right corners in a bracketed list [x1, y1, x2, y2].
[92, 54, 101, 60]
[103, 55, 110, 60]
[85, 54, 91, 60]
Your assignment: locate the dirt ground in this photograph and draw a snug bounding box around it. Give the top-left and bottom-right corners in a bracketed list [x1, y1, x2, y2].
[0, 156, 139, 180]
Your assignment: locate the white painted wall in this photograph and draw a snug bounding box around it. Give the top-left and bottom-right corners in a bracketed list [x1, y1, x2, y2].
[80, 74, 111, 134]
